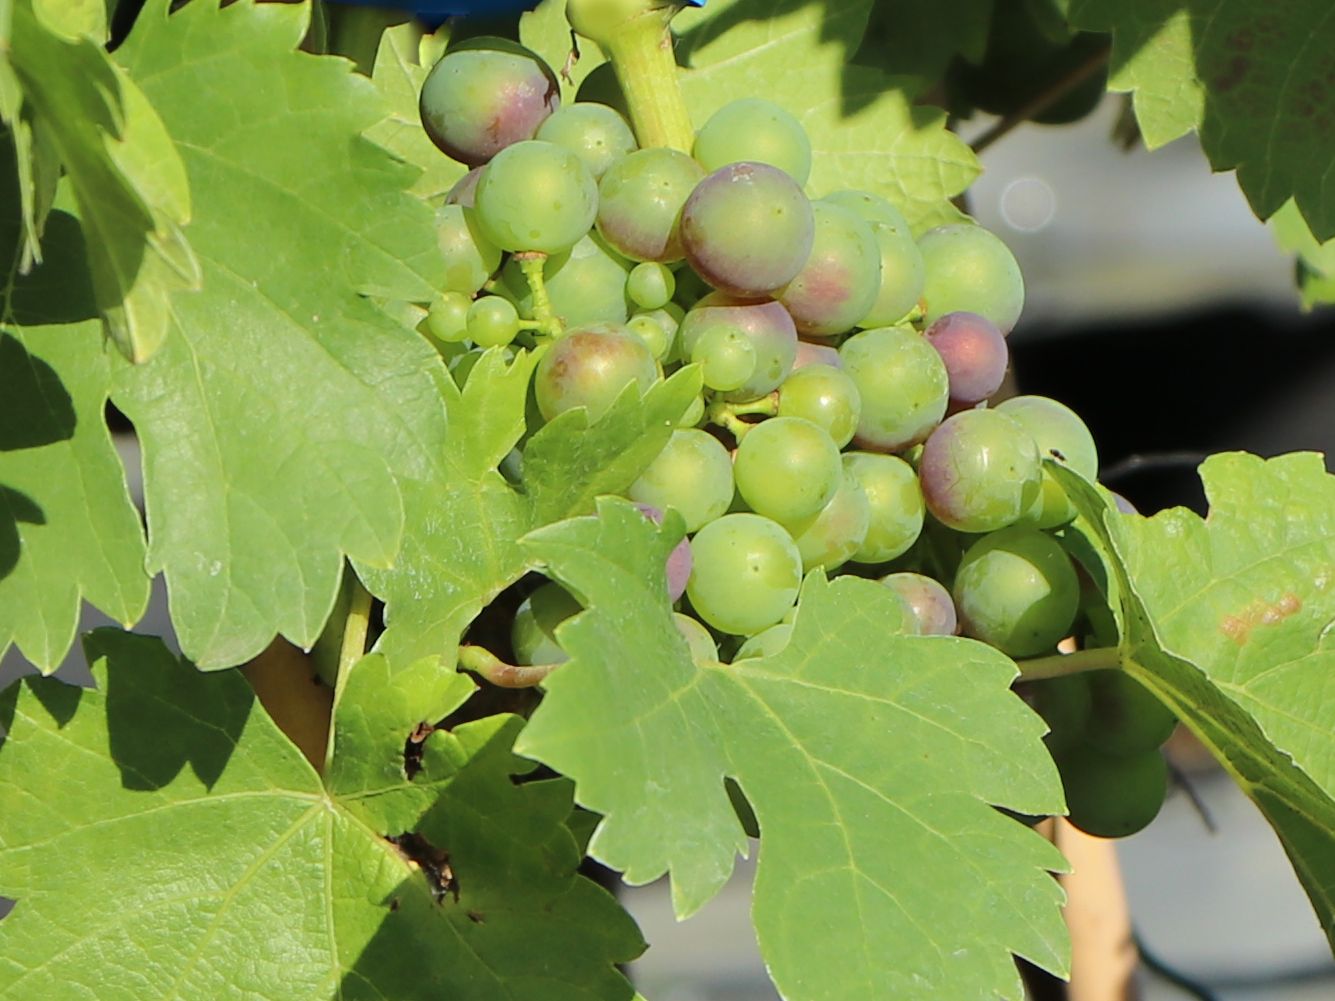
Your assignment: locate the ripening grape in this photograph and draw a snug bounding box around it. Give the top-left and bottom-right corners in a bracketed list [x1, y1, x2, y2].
[782, 471, 871, 571]
[511, 581, 582, 665]
[879, 572, 958, 635]
[919, 409, 1042, 533]
[690, 325, 758, 392]
[627, 262, 675, 310]
[420, 38, 559, 166]
[466, 296, 520, 347]
[918, 223, 1025, 333]
[500, 234, 632, 327]
[687, 513, 803, 635]
[678, 293, 797, 401]
[632, 503, 693, 602]
[996, 395, 1099, 529]
[1029, 674, 1092, 752]
[952, 526, 1080, 657]
[839, 326, 949, 452]
[733, 416, 843, 525]
[533, 324, 658, 423]
[779, 201, 882, 337]
[694, 98, 813, 185]
[535, 102, 636, 180]
[925, 311, 1009, 407]
[843, 452, 924, 563]
[674, 612, 719, 663]
[821, 190, 925, 327]
[436, 204, 502, 295]
[776, 363, 862, 448]
[792, 340, 842, 371]
[680, 162, 815, 298]
[425, 291, 471, 344]
[1057, 744, 1168, 838]
[628, 428, 735, 533]
[474, 140, 598, 254]
[1084, 670, 1178, 756]
[597, 148, 705, 262]
[445, 166, 483, 207]
[734, 622, 794, 661]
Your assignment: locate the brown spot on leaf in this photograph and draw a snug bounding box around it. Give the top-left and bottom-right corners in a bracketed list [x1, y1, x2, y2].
[1212, 55, 1250, 94]
[1220, 592, 1303, 645]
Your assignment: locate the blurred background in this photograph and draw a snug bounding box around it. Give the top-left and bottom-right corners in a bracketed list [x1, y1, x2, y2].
[6, 13, 1335, 996]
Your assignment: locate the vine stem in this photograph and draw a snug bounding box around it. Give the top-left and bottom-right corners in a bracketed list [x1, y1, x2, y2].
[337, 579, 374, 686]
[1015, 645, 1121, 680]
[458, 645, 561, 688]
[969, 42, 1111, 155]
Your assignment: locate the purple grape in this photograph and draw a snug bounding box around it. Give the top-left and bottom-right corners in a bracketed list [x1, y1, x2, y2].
[778, 201, 881, 337]
[533, 323, 658, 423]
[634, 503, 694, 602]
[918, 409, 1042, 533]
[677, 293, 798, 402]
[420, 38, 560, 166]
[596, 148, 705, 262]
[925, 311, 1009, 406]
[878, 572, 959, 636]
[792, 341, 842, 371]
[680, 162, 814, 298]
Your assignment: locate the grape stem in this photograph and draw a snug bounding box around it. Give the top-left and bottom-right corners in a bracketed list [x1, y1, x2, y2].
[337, 579, 374, 690]
[724, 392, 780, 418]
[516, 252, 563, 339]
[1016, 645, 1121, 680]
[458, 644, 560, 688]
[706, 399, 756, 440]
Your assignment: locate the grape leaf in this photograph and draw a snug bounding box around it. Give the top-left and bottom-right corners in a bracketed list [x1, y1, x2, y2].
[1271, 199, 1335, 309]
[31, 0, 108, 40]
[0, 160, 149, 670]
[8, 0, 199, 362]
[0, 631, 642, 999]
[675, 0, 980, 230]
[1067, 0, 1335, 240]
[108, 0, 451, 668]
[366, 22, 468, 201]
[1052, 455, 1335, 946]
[855, 0, 994, 92]
[518, 498, 1070, 1000]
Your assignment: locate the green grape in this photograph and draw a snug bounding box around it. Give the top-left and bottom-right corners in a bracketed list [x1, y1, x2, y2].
[878, 572, 957, 635]
[627, 313, 673, 360]
[996, 395, 1099, 529]
[918, 223, 1025, 333]
[686, 513, 803, 635]
[466, 296, 520, 347]
[782, 471, 870, 572]
[777, 363, 862, 448]
[918, 409, 1042, 533]
[839, 326, 949, 452]
[500, 234, 631, 328]
[419, 37, 559, 166]
[1056, 744, 1167, 839]
[628, 428, 734, 533]
[674, 612, 719, 663]
[678, 293, 797, 401]
[1084, 670, 1178, 756]
[627, 261, 675, 309]
[734, 622, 794, 661]
[693, 98, 813, 185]
[474, 140, 598, 254]
[733, 416, 842, 525]
[952, 526, 1079, 657]
[821, 190, 925, 327]
[597, 147, 705, 262]
[691, 325, 758, 392]
[1029, 673, 1092, 752]
[843, 452, 924, 563]
[629, 303, 682, 360]
[510, 581, 582, 665]
[681, 162, 815, 298]
[533, 324, 658, 423]
[534, 102, 636, 180]
[779, 201, 881, 336]
[424, 291, 471, 344]
[435, 204, 502, 295]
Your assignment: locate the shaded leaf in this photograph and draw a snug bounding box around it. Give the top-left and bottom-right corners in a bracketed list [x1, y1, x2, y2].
[1271, 198, 1335, 310]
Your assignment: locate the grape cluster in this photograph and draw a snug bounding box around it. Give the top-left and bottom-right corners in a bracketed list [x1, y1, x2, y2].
[419, 38, 1173, 838]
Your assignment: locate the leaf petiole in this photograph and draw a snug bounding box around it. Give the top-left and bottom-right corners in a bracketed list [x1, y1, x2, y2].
[1015, 645, 1122, 680]
[458, 644, 561, 688]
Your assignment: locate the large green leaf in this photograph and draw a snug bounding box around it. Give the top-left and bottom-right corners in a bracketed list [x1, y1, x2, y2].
[855, 0, 994, 92]
[675, 0, 979, 230]
[0, 631, 642, 998]
[7, 0, 198, 361]
[518, 499, 1069, 1000]
[1053, 455, 1335, 946]
[0, 155, 149, 670]
[109, 0, 450, 668]
[1068, 0, 1335, 240]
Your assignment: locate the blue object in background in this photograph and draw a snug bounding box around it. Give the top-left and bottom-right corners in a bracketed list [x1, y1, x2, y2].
[325, 0, 704, 16]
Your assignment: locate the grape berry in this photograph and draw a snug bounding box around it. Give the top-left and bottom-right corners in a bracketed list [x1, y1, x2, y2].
[418, 38, 1172, 841]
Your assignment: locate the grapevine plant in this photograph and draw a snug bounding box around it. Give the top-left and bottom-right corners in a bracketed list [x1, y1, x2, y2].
[1, 0, 1334, 998]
